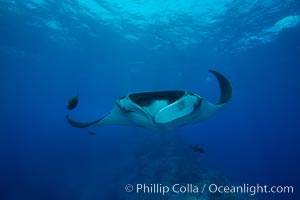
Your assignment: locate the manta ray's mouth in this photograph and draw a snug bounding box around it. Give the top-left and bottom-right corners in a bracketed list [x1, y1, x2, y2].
[128, 91, 185, 107]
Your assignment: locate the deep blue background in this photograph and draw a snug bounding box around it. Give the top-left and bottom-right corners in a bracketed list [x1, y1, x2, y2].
[0, 1, 299, 199]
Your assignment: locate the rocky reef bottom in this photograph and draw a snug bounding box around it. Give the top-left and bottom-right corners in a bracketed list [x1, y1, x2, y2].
[110, 132, 256, 200]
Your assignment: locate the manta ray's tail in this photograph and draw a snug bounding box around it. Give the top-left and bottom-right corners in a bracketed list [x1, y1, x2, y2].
[209, 70, 232, 105]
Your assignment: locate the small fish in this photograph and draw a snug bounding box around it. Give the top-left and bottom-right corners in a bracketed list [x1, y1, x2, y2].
[191, 145, 205, 153]
[88, 130, 96, 135]
[67, 95, 78, 110]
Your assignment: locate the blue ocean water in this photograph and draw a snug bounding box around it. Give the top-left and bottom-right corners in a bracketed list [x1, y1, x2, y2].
[1, 0, 299, 200]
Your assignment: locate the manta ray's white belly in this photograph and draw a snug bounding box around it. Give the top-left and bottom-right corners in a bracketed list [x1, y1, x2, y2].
[142, 100, 169, 116]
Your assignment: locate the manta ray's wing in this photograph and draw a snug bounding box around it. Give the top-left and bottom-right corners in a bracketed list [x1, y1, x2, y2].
[189, 70, 232, 123]
[66, 106, 133, 128]
[209, 70, 232, 105]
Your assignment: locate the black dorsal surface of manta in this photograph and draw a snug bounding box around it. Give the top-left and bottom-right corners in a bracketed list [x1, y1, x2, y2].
[66, 70, 232, 131]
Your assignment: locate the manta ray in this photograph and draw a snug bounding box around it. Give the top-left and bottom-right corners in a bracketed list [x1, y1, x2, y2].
[66, 70, 232, 131]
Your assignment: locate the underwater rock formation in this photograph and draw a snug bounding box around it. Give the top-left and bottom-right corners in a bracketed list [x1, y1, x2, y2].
[113, 133, 255, 200]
